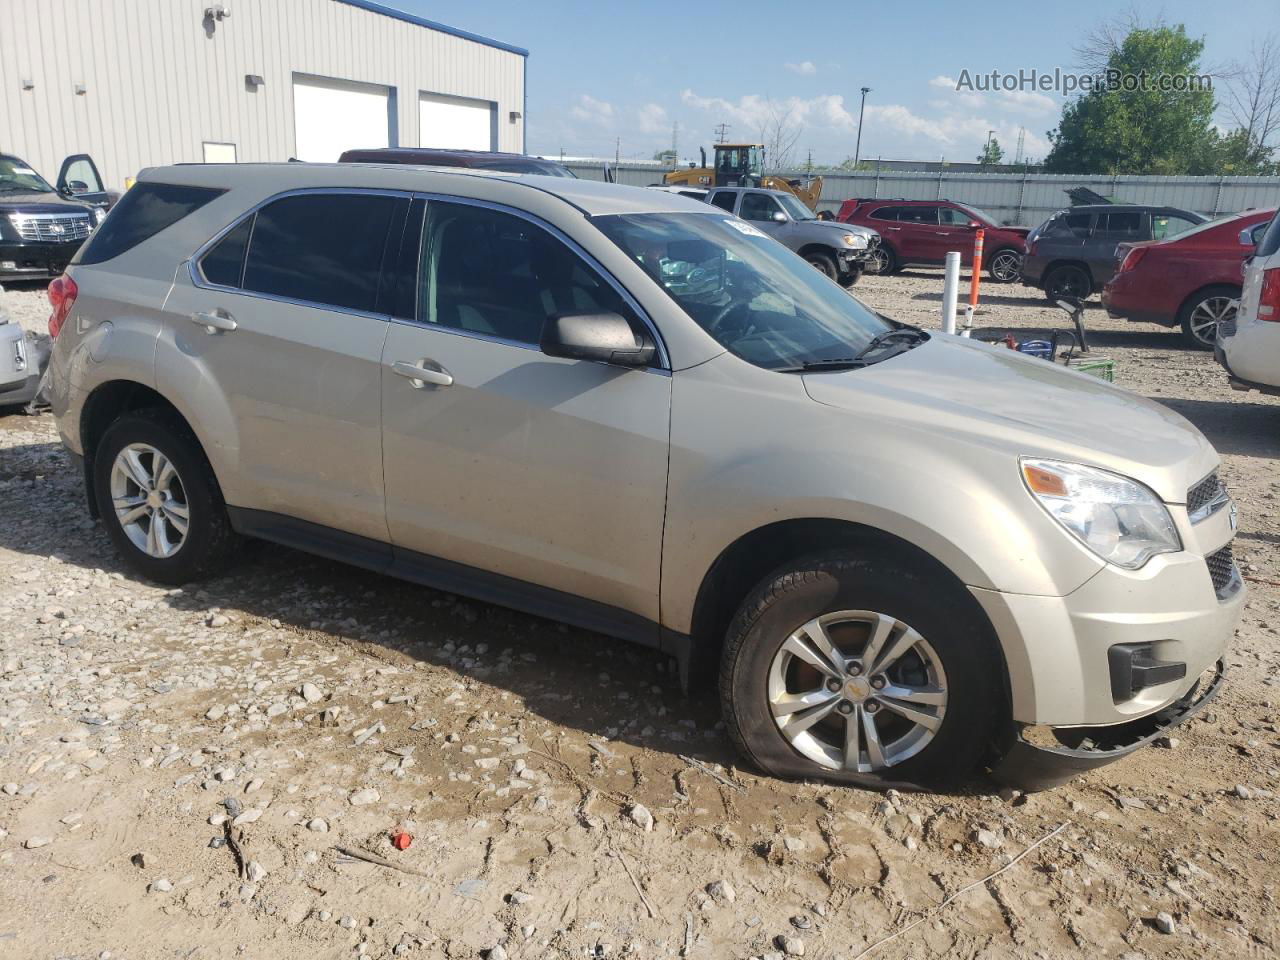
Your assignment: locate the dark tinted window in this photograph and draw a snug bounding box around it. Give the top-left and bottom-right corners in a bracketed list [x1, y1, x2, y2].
[199, 216, 253, 287]
[1097, 211, 1142, 235]
[1259, 215, 1280, 258]
[1046, 212, 1094, 237]
[897, 206, 938, 224]
[869, 206, 901, 221]
[420, 201, 634, 347]
[708, 191, 736, 211]
[77, 182, 223, 265]
[739, 193, 781, 221]
[243, 193, 399, 312]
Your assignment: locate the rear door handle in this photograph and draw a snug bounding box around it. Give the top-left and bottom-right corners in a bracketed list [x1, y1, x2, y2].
[885, 226, 902, 231]
[192, 310, 237, 334]
[391, 359, 453, 388]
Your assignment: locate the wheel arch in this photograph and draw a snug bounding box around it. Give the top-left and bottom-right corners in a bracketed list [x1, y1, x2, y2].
[797, 243, 840, 263]
[1175, 282, 1241, 322]
[682, 518, 1010, 707]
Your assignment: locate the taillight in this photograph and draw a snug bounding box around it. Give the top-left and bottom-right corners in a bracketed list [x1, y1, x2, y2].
[48, 273, 78, 339]
[1260, 267, 1280, 322]
[1118, 247, 1148, 273]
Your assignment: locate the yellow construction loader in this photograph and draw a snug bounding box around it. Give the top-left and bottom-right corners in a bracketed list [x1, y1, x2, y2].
[663, 143, 824, 213]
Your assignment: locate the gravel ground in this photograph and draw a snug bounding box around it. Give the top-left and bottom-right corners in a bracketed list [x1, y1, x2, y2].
[1, 272, 1278, 960]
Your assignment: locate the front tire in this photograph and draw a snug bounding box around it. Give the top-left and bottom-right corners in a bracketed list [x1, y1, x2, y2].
[866, 244, 896, 275]
[987, 248, 1022, 283]
[720, 552, 1000, 789]
[93, 410, 239, 585]
[1178, 286, 1239, 350]
[805, 252, 839, 280]
[838, 264, 864, 287]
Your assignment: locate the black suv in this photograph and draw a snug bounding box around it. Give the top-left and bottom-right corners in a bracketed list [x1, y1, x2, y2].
[1020, 203, 1206, 300]
[0, 152, 112, 282]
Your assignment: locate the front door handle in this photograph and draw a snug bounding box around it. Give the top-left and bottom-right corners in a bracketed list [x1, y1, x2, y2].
[885, 226, 902, 231]
[391, 359, 453, 388]
[192, 310, 237, 334]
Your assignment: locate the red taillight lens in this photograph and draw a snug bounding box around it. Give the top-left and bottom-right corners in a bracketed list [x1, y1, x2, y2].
[1259, 268, 1280, 323]
[1119, 247, 1148, 273]
[47, 273, 78, 339]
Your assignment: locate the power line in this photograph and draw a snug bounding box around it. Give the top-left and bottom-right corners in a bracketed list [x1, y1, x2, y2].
[714, 123, 730, 144]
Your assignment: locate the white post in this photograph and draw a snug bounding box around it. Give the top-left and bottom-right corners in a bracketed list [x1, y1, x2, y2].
[941, 251, 960, 335]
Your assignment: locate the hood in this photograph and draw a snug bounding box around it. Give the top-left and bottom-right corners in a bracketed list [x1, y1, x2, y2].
[994, 224, 1029, 237]
[0, 190, 93, 214]
[807, 219, 876, 240]
[802, 334, 1216, 503]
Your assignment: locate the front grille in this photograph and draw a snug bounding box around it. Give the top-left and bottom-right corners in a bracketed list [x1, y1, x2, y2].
[8, 212, 93, 243]
[1187, 471, 1224, 521]
[1206, 544, 1236, 596]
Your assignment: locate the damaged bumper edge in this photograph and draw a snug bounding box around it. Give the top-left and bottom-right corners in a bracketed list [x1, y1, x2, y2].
[992, 658, 1226, 792]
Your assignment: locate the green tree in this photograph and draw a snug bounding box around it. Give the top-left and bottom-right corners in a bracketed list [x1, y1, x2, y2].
[977, 138, 1004, 165]
[1044, 25, 1218, 174]
[653, 148, 677, 164]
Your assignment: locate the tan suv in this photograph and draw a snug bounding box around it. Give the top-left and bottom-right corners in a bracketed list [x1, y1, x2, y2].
[45, 163, 1241, 790]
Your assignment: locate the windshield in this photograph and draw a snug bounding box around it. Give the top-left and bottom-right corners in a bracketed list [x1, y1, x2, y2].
[777, 193, 816, 221]
[478, 159, 577, 178]
[957, 203, 1000, 226]
[0, 156, 54, 194]
[595, 212, 893, 370]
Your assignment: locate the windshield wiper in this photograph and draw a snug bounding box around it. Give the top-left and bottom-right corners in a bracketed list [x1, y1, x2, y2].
[775, 357, 871, 373]
[851, 326, 928, 361]
[775, 327, 928, 374]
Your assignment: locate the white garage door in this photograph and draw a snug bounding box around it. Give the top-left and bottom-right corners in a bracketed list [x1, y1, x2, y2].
[293, 75, 393, 162]
[419, 93, 495, 151]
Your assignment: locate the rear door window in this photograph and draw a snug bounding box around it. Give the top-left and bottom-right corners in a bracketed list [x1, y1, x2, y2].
[708, 191, 736, 212]
[242, 192, 402, 313]
[1096, 211, 1143, 236]
[897, 206, 939, 225]
[77, 182, 224, 265]
[199, 216, 253, 288]
[868, 207, 901, 222]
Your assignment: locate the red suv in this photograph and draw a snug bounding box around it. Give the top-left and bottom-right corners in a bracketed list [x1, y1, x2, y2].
[1102, 207, 1276, 349]
[836, 198, 1028, 282]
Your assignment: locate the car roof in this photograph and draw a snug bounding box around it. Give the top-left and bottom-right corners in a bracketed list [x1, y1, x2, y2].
[137, 162, 707, 217]
[708, 186, 793, 197]
[340, 147, 564, 167]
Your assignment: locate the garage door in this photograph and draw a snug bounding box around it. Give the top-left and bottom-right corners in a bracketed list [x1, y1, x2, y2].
[419, 93, 496, 151]
[293, 75, 393, 162]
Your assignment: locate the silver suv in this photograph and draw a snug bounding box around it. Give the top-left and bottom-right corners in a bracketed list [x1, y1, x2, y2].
[46, 164, 1240, 790]
[705, 186, 877, 286]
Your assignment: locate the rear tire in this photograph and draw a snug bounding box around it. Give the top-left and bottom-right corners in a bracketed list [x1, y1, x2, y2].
[805, 252, 839, 281]
[987, 248, 1022, 283]
[1043, 265, 1092, 301]
[1177, 286, 1239, 350]
[720, 552, 1000, 790]
[93, 410, 240, 585]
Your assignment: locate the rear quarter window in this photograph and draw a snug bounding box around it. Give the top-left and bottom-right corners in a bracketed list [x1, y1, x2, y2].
[76, 182, 224, 265]
[1257, 215, 1280, 258]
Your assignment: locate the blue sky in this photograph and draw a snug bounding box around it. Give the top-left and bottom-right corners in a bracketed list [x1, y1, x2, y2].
[396, 0, 1274, 165]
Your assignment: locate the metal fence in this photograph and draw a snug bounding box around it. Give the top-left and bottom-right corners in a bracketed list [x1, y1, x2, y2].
[562, 161, 1280, 227]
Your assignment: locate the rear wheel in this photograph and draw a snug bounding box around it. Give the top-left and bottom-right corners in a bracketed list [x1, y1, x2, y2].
[93, 410, 239, 584]
[987, 248, 1022, 283]
[1043, 264, 1092, 301]
[720, 552, 1000, 789]
[1178, 286, 1239, 350]
[805, 252, 838, 280]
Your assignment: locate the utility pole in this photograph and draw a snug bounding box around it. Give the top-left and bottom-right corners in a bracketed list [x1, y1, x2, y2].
[672, 121, 679, 168]
[714, 123, 730, 144]
[615, 137, 621, 167]
[1014, 127, 1026, 166]
[805, 148, 813, 175]
[854, 87, 871, 167]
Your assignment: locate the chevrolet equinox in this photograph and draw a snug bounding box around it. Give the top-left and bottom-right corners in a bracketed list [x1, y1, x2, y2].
[45, 164, 1241, 790]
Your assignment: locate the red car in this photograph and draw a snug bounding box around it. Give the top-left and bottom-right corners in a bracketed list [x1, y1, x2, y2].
[835, 198, 1029, 282]
[1102, 207, 1276, 349]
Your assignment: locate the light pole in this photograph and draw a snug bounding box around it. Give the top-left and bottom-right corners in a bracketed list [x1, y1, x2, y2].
[854, 87, 871, 167]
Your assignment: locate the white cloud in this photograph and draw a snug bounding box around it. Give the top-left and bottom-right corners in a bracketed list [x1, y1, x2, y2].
[680, 89, 858, 134]
[929, 74, 1057, 116]
[864, 103, 1052, 158]
[785, 61, 817, 76]
[637, 102, 668, 134]
[569, 94, 615, 124]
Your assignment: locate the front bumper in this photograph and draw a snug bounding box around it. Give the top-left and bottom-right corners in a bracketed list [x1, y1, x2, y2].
[992, 658, 1225, 790]
[0, 239, 82, 281]
[1018, 254, 1047, 287]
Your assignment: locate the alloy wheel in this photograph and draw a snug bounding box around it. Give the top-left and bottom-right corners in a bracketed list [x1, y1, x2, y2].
[989, 250, 1021, 283]
[867, 246, 891, 275]
[766, 610, 948, 772]
[109, 442, 190, 559]
[1187, 295, 1238, 346]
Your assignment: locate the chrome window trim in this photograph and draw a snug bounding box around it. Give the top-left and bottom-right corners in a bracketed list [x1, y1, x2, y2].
[407, 191, 671, 371]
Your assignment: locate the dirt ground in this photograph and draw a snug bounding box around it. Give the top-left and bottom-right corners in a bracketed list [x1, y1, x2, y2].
[1, 270, 1278, 960]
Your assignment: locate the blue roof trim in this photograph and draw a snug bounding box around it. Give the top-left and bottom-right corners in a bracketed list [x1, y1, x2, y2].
[333, 0, 529, 57]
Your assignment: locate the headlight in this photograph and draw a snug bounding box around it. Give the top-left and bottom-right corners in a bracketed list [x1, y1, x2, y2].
[841, 233, 867, 248]
[1021, 458, 1180, 569]
[93, 207, 108, 225]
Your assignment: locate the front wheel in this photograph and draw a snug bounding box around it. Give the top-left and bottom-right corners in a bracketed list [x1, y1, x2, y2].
[93, 410, 240, 585]
[720, 553, 1000, 789]
[866, 244, 896, 275]
[805, 252, 839, 280]
[838, 264, 864, 287]
[987, 248, 1022, 283]
[1178, 286, 1239, 350]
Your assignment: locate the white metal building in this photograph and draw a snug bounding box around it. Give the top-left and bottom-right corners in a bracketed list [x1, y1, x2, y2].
[0, 0, 527, 190]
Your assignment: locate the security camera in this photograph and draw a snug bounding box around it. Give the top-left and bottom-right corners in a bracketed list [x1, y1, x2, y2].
[204, 4, 231, 20]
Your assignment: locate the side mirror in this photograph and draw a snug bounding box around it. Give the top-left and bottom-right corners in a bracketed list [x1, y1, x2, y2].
[1240, 227, 1258, 247]
[968, 220, 982, 229]
[772, 211, 787, 222]
[540, 312, 655, 367]
[65, 180, 90, 194]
